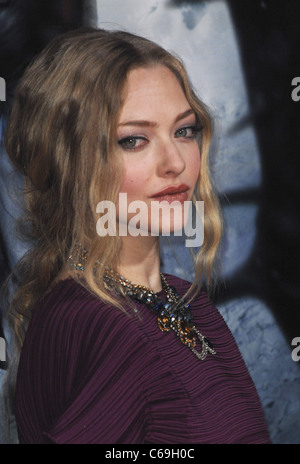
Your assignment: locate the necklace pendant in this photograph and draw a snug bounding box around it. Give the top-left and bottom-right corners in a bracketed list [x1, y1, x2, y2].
[104, 268, 216, 361]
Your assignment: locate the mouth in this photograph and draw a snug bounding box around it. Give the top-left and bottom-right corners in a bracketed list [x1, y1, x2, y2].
[150, 184, 189, 204]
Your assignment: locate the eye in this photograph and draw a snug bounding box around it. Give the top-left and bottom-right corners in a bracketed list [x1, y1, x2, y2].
[175, 125, 202, 140]
[117, 136, 148, 151]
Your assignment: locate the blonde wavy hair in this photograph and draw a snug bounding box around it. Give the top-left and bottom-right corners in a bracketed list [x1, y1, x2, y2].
[4, 27, 222, 352]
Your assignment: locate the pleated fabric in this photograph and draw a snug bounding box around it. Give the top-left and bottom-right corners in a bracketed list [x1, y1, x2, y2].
[15, 275, 271, 444]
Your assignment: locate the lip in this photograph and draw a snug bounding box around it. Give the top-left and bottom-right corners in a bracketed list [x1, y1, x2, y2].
[150, 184, 189, 204]
[150, 184, 189, 198]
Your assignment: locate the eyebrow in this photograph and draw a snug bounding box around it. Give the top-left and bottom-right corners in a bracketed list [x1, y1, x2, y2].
[118, 108, 195, 127]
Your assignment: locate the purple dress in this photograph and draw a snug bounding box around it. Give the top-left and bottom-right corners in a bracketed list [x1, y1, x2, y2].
[15, 274, 271, 444]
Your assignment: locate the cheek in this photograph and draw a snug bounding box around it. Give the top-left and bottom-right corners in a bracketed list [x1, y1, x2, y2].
[119, 165, 147, 196]
[187, 147, 201, 184]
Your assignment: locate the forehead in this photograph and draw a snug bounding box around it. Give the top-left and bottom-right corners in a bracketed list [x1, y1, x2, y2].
[118, 65, 191, 122]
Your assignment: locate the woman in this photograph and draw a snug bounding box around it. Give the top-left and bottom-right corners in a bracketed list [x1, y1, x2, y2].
[4, 28, 270, 444]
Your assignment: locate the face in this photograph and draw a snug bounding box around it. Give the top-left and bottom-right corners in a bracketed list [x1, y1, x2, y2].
[116, 65, 201, 236]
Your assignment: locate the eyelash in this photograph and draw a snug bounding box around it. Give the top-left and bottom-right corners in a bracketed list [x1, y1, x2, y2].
[117, 125, 202, 151]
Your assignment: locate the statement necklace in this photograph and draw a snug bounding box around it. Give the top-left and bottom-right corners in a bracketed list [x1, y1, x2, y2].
[103, 268, 216, 361]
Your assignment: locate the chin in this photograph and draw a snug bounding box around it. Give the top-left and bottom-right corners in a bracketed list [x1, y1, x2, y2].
[149, 201, 188, 237]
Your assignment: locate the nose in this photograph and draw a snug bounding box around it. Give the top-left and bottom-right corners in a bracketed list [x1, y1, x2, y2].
[156, 139, 186, 178]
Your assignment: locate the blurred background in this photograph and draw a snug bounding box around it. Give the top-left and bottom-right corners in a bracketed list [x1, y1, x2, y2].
[0, 0, 300, 444]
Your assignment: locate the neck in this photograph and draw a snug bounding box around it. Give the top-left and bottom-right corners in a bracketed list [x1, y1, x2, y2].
[117, 235, 162, 292]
